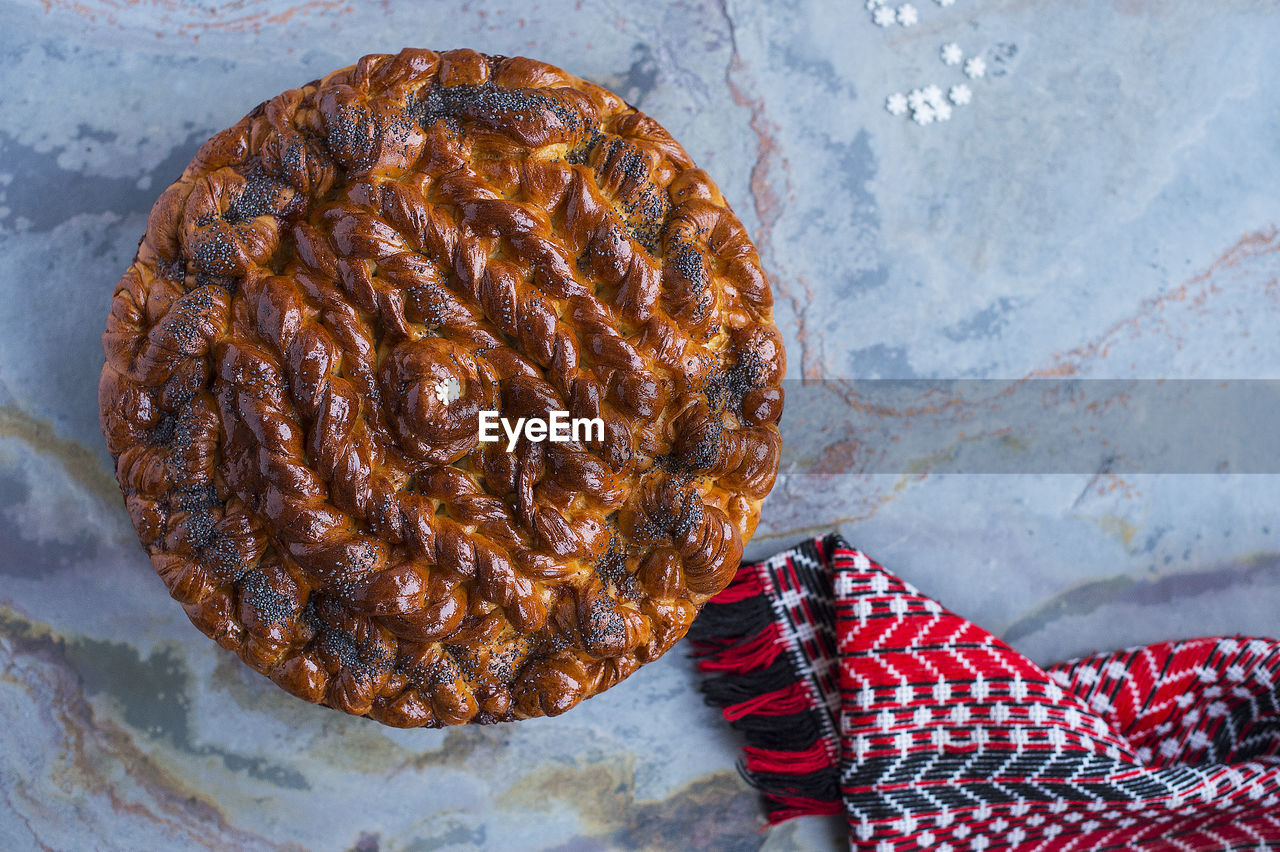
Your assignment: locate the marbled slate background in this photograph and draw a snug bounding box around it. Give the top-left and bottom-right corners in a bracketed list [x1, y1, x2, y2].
[3, 1, 1280, 850]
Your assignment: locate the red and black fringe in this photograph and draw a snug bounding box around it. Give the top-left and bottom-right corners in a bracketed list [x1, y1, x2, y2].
[688, 560, 842, 823]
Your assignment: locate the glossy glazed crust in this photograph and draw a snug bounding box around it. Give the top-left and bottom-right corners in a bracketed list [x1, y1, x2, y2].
[98, 48, 784, 726]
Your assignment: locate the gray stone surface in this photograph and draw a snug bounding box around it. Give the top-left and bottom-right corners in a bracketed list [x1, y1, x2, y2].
[2, 0, 1279, 849]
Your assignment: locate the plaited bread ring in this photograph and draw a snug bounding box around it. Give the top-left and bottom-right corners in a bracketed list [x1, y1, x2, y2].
[98, 48, 784, 726]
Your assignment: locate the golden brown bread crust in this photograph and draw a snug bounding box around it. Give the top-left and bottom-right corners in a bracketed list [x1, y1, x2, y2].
[98, 48, 784, 726]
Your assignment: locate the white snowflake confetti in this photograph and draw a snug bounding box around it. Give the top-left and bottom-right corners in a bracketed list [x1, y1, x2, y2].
[434, 377, 461, 405]
[886, 92, 909, 115]
[866, 0, 885, 8]
[949, 83, 972, 105]
[940, 42, 963, 65]
[907, 88, 929, 112]
[896, 4, 919, 26]
[873, 5, 896, 26]
[912, 103, 936, 125]
[936, 0, 955, 6]
[964, 56, 987, 79]
[933, 101, 953, 121]
[922, 84, 945, 108]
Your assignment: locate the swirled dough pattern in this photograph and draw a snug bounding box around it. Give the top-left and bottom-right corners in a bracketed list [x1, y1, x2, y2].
[98, 48, 784, 726]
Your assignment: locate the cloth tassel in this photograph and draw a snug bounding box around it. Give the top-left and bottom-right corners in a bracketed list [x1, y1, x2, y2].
[686, 593, 773, 649]
[693, 621, 784, 671]
[705, 568, 765, 604]
[761, 797, 843, 825]
[723, 680, 812, 720]
[690, 560, 841, 821]
[742, 740, 835, 775]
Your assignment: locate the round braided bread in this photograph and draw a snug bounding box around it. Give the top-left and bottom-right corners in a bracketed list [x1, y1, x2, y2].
[98, 48, 784, 726]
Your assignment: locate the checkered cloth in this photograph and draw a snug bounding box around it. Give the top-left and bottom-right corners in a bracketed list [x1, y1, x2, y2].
[690, 534, 1280, 850]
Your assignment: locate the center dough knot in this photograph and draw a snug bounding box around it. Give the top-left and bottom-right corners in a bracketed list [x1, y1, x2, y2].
[378, 336, 499, 466]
